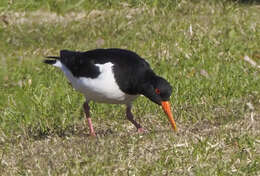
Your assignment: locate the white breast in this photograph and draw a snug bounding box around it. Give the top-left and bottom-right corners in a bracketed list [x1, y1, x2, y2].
[54, 60, 138, 104]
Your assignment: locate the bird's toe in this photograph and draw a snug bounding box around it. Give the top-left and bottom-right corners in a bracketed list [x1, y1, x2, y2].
[137, 128, 146, 133]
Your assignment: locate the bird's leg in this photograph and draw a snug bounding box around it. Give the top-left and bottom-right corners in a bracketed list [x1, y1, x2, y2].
[83, 101, 96, 136]
[126, 105, 145, 133]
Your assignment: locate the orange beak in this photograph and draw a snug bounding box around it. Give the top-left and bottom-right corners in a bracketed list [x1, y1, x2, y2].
[161, 101, 177, 132]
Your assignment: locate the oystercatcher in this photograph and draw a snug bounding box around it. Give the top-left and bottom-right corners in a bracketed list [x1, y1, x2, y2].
[44, 48, 177, 136]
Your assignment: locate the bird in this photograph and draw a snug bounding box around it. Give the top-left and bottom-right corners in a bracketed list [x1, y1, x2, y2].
[44, 48, 177, 136]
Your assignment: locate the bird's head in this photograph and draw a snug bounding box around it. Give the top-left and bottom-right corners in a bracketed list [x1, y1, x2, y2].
[141, 75, 177, 131]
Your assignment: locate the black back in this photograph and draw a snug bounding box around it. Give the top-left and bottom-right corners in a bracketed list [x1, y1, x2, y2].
[58, 48, 155, 95]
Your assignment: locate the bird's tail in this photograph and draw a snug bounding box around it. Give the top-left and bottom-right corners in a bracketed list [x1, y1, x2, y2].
[43, 56, 62, 68]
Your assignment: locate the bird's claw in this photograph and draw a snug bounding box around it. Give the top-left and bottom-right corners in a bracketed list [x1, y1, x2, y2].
[137, 128, 146, 133]
[89, 132, 96, 137]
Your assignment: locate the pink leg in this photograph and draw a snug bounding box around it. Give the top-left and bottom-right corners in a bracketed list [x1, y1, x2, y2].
[126, 105, 144, 133]
[83, 101, 96, 136]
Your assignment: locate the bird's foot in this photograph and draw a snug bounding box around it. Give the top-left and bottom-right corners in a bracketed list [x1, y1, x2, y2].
[137, 128, 146, 133]
[89, 132, 96, 137]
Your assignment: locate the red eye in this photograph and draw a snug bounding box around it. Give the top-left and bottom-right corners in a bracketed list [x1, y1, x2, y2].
[155, 88, 160, 94]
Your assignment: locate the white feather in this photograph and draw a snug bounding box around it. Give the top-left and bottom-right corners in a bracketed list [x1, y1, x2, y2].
[56, 61, 138, 104]
[52, 60, 62, 68]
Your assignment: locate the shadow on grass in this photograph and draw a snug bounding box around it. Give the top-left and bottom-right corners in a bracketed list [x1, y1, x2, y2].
[230, 0, 260, 4]
[26, 125, 117, 141]
[25, 125, 175, 141]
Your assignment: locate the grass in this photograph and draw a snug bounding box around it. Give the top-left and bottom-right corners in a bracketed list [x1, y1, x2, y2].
[0, 0, 260, 175]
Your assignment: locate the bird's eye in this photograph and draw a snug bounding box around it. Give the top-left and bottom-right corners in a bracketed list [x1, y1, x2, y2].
[155, 88, 160, 94]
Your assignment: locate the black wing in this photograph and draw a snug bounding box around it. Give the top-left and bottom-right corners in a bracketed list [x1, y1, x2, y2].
[59, 50, 100, 78]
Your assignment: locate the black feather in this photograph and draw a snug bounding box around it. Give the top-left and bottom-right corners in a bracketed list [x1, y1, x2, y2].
[45, 56, 60, 59]
[43, 59, 57, 65]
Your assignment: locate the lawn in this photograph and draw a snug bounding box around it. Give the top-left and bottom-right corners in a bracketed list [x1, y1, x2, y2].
[0, 0, 260, 175]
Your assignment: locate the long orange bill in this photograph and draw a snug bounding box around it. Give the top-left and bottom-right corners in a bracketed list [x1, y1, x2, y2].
[161, 101, 177, 132]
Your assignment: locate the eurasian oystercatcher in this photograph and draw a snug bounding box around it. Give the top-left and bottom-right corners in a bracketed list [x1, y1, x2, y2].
[44, 48, 177, 136]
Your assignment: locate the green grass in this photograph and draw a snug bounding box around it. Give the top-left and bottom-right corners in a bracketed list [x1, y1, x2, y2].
[0, 0, 260, 175]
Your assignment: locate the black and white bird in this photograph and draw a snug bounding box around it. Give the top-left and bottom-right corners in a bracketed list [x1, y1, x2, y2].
[44, 48, 177, 136]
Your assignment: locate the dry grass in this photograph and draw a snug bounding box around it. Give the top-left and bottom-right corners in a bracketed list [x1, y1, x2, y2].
[0, 112, 259, 175]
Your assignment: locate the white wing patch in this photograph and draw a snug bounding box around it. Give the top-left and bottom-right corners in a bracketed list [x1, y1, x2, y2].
[52, 60, 62, 68]
[57, 61, 138, 104]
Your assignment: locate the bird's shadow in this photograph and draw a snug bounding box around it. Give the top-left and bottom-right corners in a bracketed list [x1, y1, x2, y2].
[27, 127, 114, 141]
[26, 125, 124, 141]
[26, 125, 175, 142]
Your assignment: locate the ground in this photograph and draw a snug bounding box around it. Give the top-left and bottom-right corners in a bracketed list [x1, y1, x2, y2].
[0, 0, 259, 175]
